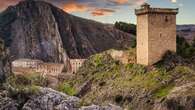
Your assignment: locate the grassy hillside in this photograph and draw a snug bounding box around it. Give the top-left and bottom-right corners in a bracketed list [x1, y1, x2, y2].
[61, 48, 195, 110]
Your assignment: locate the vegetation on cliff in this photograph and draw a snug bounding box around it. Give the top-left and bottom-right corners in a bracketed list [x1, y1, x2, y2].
[177, 36, 195, 58]
[114, 21, 136, 35]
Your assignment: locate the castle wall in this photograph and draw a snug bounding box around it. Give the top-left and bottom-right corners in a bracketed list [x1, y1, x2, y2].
[148, 13, 176, 65]
[136, 14, 149, 65]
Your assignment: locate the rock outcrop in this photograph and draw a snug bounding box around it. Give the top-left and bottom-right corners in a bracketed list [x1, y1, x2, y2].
[0, 87, 122, 110]
[0, 0, 133, 63]
[0, 38, 11, 82]
[154, 82, 195, 110]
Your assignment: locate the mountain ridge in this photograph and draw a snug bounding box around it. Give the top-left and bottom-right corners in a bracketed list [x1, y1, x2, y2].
[0, 0, 134, 62]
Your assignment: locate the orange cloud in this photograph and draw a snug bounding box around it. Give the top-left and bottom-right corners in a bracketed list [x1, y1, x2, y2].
[115, 0, 128, 4]
[91, 8, 115, 16]
[135, 0, 147, 5]
[0, 0, 20, 11]
[63, 2, 89, 12]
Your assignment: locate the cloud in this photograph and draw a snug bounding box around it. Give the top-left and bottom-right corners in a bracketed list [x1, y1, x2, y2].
[171, 0, 177, 3]
[63, 2, 89, 12]
[91, 8, 115, 16]
[135, 0, 147, 5]
[0, 0, 147, 16]
[111, 0, 129, 4]
[0, 0, 20, 11]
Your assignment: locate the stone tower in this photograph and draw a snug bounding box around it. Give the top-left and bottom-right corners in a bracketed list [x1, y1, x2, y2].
[135, 3, 178, 65]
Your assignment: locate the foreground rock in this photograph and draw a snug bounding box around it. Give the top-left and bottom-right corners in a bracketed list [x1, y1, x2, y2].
[154, 82, 195, 110]
[0, 87, 122, 110]
[80, 104, 122, 110]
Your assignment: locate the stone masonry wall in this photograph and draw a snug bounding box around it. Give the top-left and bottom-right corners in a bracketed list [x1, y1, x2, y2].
[137, 14, 149, 65]
[148, 13, 176, 65]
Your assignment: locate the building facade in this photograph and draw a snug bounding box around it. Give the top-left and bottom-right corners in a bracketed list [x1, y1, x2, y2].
[135, 3, 178, 65]
[12, 59, 65, 77]
[36, 63, 64, 77]
[69, 59, 86, 74]
[12, 59, 43, 68]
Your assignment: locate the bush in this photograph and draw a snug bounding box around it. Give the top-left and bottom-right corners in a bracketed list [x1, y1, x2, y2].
[177, 36, 195, 58]
[114, 21, 136, 35]
[57, 82, 76, 96]
[26, 73, 48, 87]
[125, 64, 146, 75]
[153, 85, 174, 99]
[5, 75, 40, 97]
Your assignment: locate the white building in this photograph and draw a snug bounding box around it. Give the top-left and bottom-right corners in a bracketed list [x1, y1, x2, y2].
[12, 58, 43, 68]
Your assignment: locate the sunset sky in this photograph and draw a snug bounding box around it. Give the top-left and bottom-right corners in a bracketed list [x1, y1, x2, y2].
[0, 0, 194, 24]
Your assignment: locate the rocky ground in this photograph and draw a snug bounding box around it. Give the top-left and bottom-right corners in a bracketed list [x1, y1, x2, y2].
[0, 87, 122, 110]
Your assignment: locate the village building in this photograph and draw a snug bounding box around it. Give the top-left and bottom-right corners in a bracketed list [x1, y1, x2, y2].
[135, 3, 178, 65]
[12, 58, 43, 68]
[12, 59, 65, 77]
[69, 59, 86, 74]
[36, 63, 65, 77]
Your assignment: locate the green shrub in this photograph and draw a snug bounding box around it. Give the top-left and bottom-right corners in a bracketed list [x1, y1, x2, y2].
[125, 64, 146, 75]
[177, 36, 195, 58]
[114, 21, 136, 35]
[57, 82, 76, 96]
[93, 54, 103, 67]
[5, 75, 40, 96]
[26, 73, 48, 87]
[153, 85, 174, 99]
[174, 66, 193, 74]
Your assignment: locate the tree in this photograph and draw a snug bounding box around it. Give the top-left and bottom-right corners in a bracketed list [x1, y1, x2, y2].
[114, 21, 136, 35]
[177, 36, 195, 58]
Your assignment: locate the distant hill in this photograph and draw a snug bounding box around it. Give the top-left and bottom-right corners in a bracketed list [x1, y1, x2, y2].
[177, 25, 195, 44]
[0, 0, 134, 63]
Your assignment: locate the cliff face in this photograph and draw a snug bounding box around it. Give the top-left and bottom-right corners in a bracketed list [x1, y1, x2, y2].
[0, 1, 67, 63]
[0, 0, 133, 62]
[0, 38, 11, 82]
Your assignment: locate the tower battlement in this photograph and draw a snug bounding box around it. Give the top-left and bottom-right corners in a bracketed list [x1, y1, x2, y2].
[135, 3, 178, 15]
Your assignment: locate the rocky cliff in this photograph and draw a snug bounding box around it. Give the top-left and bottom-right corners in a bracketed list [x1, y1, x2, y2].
[0, 38, 11, 82]
[0, 0, 133, 63]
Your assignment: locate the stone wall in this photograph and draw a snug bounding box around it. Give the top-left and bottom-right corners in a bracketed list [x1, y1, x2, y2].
[136, 14, 149, 65]
[148, 13, 176, 65]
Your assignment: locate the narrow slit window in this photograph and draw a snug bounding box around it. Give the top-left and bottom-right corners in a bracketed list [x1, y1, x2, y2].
[165, 16, 168, 22]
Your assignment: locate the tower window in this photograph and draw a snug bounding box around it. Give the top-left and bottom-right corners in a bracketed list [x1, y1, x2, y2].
[165, 16, 168, 22]
[160, 33, 162, 38]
